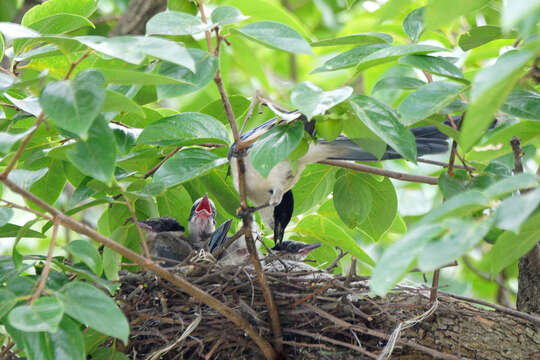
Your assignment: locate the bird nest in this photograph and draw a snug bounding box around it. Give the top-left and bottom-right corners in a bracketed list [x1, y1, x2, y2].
[115, 256, 459, 360]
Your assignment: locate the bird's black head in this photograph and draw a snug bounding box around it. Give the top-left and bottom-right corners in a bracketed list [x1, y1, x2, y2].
[138, 217, 185, 233]
[271, 241, 321, 256]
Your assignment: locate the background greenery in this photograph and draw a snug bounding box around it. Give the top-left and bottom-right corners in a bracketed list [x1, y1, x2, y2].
[0, 0, 539, 358]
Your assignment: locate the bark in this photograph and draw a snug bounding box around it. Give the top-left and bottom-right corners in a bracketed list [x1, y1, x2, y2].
[109, 0, 166, 36]
[517, 243, 540, 314]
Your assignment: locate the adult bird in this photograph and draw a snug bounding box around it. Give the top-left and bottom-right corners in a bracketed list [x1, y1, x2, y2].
[229, 114, 450, 244]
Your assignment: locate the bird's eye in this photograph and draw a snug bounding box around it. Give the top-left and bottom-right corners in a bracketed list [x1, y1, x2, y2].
[268, 189, 274, 195]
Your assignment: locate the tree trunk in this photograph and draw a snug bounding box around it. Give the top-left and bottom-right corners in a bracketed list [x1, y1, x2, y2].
[110, 0, 166, 36]
[517, 243, 540, 314]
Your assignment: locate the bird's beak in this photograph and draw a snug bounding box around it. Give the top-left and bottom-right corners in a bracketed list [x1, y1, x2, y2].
[196, 193, 213, 215]
[298, 243, 321, 256]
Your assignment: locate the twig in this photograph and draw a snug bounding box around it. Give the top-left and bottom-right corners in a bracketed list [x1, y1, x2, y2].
[241, 91, 260, 134]
[319, 160, 438, 185]
[30, 218, 60, 303]
[64, 50, 91, 80]
[0, 342, 15, 359]
[0, 199, 52, 220]
[416, 158, 473, 171]
[462, 256, 516, 295]
[326, 246, 348, 272]
[283, 328, 378, 359]
[436, 289, 540, 325]
[0, 113, 45, 180]
[510, 136, 524, 174]
[345, 257, 357, 287]
[144, 147, 181, 178]
[122, 193, 151, 259]
[211, 229, 243, 259]
[430, 267, 440, 304]
[0, 177, 276, 360]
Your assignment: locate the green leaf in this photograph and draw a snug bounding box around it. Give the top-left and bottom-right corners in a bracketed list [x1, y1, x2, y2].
[311, 44, 390, 73]
[137, 112, 229, 146]
[0, 224, 44, 238]
[153, 148, 227, 190]
[403, 7, 425, 43]
[232, 21, 313, 55]
[56, 281, 129, 343]
[0, 289, 17, 319]
[22, 0, 96, 26]
[40, 69, 105, 139]
[333, 170, 372, 228]
[355, 44, 446, 72]
[102, 89, 144, 117]
[460, 49, 534, 151]
[484, 173, 538, 199]
[211, 6, 249, 25]
[0, 207, 14, 226]
[292, 164, 337, 216]
[27, 13, 94, 35]
[398, 81, 467, 125]
[76, 35, 195, 72]
[8, 297, 64, 333]
[418, 218, 492, 271]
[370, 223, 443, 296]
[372, 76, 425, 93]
[295, 214, 374, 266]
[199, 168, 240, 217]
[66, 240, 103, 276]
[494, 187, 540, 233]
[67, 116, 118, 185]
[250, 122, 304, 178]
[356, 175, 397, 241]
[458, 26, 515, 51]
[146, 11, 212, 35]
[90, 347, 129, 360]
[425, 0, 490, 30]
[157, 49, 218, 98]
[7, 168, 48, 190]
[501, 90, 540, 120]
[0, 31, 4, 63]
[0, 22, 40, 41]
[4, 93, 41, 116]
[349, 95, 417, 162]
[290, 82, 352, 120]
[399, 55, 466, 82]
[98, 68, 192, 85]
[489, 211, 540, 274]
[311, 32, 392, 46]
[156, 186, 192, 223]
[502, 0, 540, 31]
[420, 190, 489, 225]
[103, 227, 129, 281]
[29, 159, 66, 209]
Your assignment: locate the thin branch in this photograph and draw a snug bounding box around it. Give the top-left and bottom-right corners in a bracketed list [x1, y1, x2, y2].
[64, 49, 91, 80]
[436, 289, 540, 325]
[1, 176, 276, 360]
[462, 256, 516, 295]
[510, 136, 524, 174]
[319, 160, 438, 185]
[325, 247, 349, 272]
[144, 147, 181, 178]
[0, 199, 52, 220]
[416, 158, 473, 171]
[30, 218, 60, 303]
[241, 91, 260, 134]
[122, 193, 151, 259]
[0, 112, 45, 180]
[198, 1, 214, 54]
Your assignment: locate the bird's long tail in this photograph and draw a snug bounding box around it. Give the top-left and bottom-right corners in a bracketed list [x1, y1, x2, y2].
[309, 125, 450, 162]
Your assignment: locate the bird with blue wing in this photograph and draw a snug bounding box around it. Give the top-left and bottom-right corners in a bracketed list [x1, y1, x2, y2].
[229, 113, 450, 245]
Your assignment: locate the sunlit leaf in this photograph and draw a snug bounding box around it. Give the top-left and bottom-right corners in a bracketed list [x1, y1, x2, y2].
[291, 82, 352, 119]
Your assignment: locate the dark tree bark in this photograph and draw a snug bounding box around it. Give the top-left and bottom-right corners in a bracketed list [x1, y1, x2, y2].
[517, 244, 540, 314]
[110, 0, 166, 36]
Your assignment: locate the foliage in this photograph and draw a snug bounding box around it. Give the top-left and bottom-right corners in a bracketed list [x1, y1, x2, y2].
[0, 0, 539, 358]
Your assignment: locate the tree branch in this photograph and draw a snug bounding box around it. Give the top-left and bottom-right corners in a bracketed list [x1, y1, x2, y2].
[318, 160, 438, 185]
[30, 218, 59, 303]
